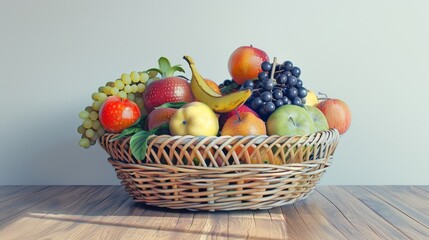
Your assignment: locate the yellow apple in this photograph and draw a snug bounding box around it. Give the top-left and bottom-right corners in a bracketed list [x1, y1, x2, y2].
[169, 102, 219, 136]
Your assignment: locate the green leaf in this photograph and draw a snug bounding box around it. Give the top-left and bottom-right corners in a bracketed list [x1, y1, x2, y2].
[220, 82, 240, 94]
[155, 102, 187, 109]
[130, 131, 152, 160]
[146, 68, 162, 76]
[109, 127, 142, 142]
[129, 123, 170, 161]
[108, 116, 146, 142]
[165, 65, 185, 77]
[154, 123, 170, 135]
[158, 57, 171, 77]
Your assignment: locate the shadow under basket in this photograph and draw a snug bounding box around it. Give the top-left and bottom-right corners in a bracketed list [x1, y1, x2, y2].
[99, 129, 340, 211]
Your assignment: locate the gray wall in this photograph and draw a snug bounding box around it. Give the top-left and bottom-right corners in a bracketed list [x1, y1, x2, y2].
[1, 0, 428, 185]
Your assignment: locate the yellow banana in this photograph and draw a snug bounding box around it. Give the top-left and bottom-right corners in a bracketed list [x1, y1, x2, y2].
[183, 56, 252, 113]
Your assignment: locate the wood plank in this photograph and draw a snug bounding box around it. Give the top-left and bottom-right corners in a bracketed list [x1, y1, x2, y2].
[415, 185, 429, 192]
[281, 203, 319, 240]
[228, 210, 255, 239]
[0, 185, 427, 239]
[0, 186, 108, 239]
[0, 185, 34, 199]
[364, 186, 429, 227]
[0, 186, 48, 209]
[167, 210, 230, 240]
[346, 186, 429, 239]
[317, 186, 409, 239]
[120, 205, 171, 239]
[309, 189, 373, 239]
[0, 186, 74, 227]
[285, 194, 348, 239]
[45, 186, 131, 239]
[84, 199, 147, 240]
[267, 207, 288, 239]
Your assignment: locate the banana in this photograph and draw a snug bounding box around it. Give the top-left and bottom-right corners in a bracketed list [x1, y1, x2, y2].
[183, 56, 252, 113]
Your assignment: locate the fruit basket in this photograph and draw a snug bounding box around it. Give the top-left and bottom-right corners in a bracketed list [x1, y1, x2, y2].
[99, 129, 340, 211]
[78, 48, 351, 211]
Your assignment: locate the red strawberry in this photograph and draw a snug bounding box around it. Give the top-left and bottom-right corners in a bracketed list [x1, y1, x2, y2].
[142, 57, 194, 113]
[218, 104, 260, 128]
[142, 77, 194, 113]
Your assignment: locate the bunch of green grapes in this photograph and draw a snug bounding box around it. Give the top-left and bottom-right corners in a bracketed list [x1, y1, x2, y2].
[78, 71, 154, 148]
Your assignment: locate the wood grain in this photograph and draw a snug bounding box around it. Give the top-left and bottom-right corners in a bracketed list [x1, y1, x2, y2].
[0, 185, 427, 239]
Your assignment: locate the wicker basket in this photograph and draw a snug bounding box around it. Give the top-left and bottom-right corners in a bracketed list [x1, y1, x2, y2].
[99, 129, 340, 211]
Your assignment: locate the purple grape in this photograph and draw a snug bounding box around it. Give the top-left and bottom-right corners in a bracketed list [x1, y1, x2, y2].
[250, 97, 263, 109]
[276, 74, 287, 84]
[296, 79, 303, 88]
[243, 80, 254, 90]
[283, 61, 293, 71]
[287, 76, 298, 86]
[292, 97, 302, 106]
[264, 102, 276, 113]
[291, 67, 301, 77]
[284, 71, 292, 77]
[282, 96, 292, 105]
[272, 89, 283, 99]
[287, 87, 298, 98]
[260, 91, 273, 102]
[297, 87, 307, 98]
[262, 80, 274, 91]
[261, 61, 272, 71]
[258, 72, 269, 81]
[274, 99, 284, 107]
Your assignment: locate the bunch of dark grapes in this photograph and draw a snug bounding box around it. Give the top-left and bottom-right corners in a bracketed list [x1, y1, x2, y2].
[243, 59, 308, 120]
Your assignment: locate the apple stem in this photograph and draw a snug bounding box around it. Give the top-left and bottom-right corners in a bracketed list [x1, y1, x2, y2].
[235, 109, 241, 122]
[318, 92, 329, 100]
[270, 57, 277, 83]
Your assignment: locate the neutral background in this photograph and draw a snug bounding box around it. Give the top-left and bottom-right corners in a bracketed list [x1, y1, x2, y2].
[1, 0, 428, 185]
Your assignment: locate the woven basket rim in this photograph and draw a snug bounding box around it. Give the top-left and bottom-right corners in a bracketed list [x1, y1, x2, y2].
[108, 157, 330, 168]
[103, 128, 339, 142]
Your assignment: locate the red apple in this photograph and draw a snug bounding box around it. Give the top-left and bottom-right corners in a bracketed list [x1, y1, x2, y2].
[316, 99, 351, 134]
[228, 46, 269, 85]
[99, 96, 141, 133]
[218, 104, 260, 128]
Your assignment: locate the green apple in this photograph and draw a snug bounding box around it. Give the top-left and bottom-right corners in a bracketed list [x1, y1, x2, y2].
[267, 105, 315, 136]
[306, 105, 329, 132]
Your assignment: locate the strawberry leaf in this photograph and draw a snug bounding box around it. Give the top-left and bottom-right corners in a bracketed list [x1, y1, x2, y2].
[158, 57, 171, 77]
[146, 68, 162, 76]
[166, 65, 185, 77]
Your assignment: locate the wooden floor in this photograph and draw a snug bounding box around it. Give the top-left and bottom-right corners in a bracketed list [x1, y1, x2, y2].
[0, 186, 428, 239]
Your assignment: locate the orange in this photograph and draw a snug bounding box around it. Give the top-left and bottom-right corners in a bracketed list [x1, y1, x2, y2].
[227, 46, 269, 85]
[221, 112, 266, 136]
[204, 79, 222, 95]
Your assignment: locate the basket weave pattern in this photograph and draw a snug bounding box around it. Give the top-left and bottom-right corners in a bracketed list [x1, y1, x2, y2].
[100, 129, 340, 211]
